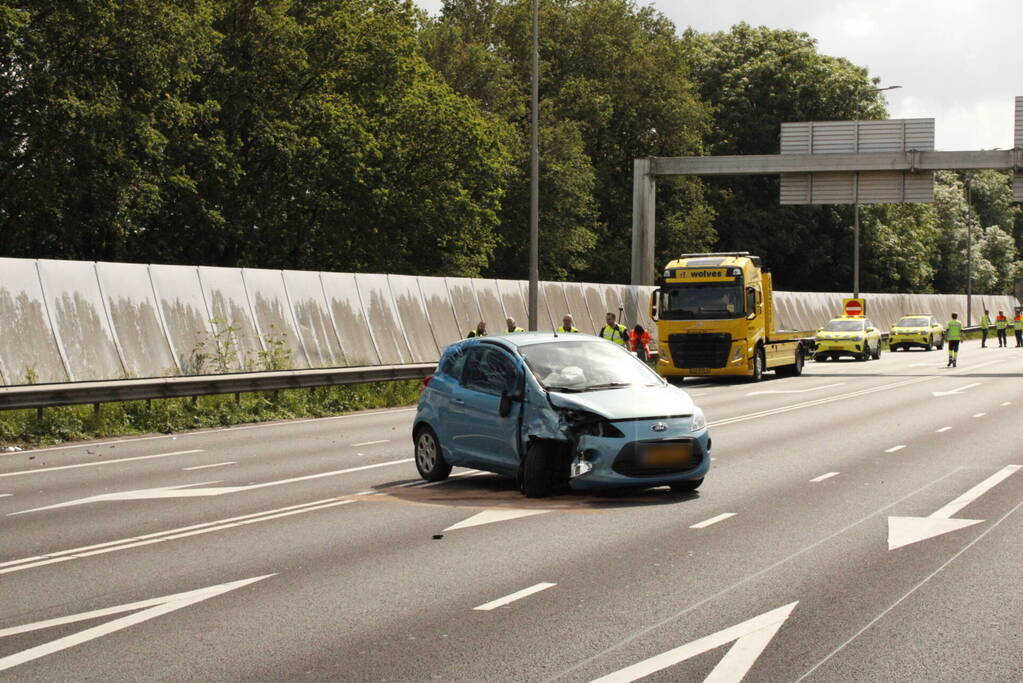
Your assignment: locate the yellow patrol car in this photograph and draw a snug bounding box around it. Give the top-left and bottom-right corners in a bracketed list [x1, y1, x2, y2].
[813, 316, 882, 362]
[889, 315, 944, 351]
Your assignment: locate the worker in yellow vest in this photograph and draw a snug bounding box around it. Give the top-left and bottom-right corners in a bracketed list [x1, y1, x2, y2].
[945, 313, 962, 367]
[505, 317, 524, 333]
[557, 314, 579, 333]
[979, 310, 991, 348]
[467, 321, 487, 338]
[995, 311, 1008, 347]
[599, 312, 629, 346]
[1015, 311, 1023, 347]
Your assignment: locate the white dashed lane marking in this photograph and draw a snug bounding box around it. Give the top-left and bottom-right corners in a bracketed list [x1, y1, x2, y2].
[690, 513, 736, 529]
[885, 445, 906, 453]
[973, 413, 986, 418]
[351, 440, 390, 447]
[473, 582, 557, 611]
[937, 427, 951, 433]
[183, 462, 235, 471]
[810, 472, 840, 483]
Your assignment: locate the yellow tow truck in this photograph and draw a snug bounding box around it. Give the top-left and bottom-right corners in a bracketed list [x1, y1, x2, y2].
[650, 252, 813, 382]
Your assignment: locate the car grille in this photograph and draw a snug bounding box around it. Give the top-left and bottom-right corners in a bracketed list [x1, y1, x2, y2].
[612, 439, 704, 477]
[668, 333, 731, 369]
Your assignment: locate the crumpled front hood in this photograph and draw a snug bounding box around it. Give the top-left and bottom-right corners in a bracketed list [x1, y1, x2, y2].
[547, 384, 695, 420]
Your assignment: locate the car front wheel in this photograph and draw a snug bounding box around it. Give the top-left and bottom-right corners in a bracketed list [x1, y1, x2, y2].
[414, 426, 452, 482]
[670, 478, 703, 492]
[522, 441, 554, 498]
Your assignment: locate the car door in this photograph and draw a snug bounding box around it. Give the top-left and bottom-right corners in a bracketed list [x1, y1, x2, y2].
[446, 345, 523, 475]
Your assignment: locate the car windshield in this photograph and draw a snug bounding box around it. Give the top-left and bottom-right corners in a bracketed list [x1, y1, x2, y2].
[823, 319, 864, 332]
[897, 317, 930, 328]
[659, 284, 744, 320]
[519, 340, 664, 392]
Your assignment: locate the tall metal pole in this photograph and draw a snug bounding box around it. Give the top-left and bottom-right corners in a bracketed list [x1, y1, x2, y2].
[966, 180, 973, 326]
[853, 199, 860, 299]
[527, 0, 540, 330]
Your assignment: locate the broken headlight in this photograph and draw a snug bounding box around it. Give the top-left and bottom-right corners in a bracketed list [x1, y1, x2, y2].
[558, 409, 625, 438]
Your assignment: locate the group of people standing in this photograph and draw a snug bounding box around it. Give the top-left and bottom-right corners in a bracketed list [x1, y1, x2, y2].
[466, 312, 654, 361]
[978, 309, 1023, 349]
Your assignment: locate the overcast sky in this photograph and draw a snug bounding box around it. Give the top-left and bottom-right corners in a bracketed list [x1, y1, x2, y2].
[414, 0, 1021, 151]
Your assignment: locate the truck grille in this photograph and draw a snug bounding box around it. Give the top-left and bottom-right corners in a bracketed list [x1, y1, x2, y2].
[667, 333, 731, 369]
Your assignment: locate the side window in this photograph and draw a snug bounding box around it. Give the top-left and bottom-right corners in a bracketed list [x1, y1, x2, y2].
[438, 346, 468, 380]
[461, 346, 519, 395]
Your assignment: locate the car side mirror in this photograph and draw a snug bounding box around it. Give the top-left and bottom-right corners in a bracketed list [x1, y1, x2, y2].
[499, 390, 520, 418]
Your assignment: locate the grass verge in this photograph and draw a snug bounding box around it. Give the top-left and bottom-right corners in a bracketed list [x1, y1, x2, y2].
[0, 380, 421, 450]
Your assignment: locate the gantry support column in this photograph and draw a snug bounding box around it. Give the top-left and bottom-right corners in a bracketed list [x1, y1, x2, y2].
[631, 157, 657, 286]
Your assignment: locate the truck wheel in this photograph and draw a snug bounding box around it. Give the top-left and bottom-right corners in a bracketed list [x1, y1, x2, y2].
[749, 347, 765, 382]
[522, 441, 554, 498]
[777, 346, 804, 376]
[414, 426, 452, 482]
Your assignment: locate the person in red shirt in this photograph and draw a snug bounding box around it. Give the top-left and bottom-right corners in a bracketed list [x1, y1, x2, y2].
[628, 325, 652, 362]
[995, 311, 1008, 347]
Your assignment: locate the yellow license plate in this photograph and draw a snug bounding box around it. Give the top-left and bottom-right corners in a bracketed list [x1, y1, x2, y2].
[642, 444, 693, 467]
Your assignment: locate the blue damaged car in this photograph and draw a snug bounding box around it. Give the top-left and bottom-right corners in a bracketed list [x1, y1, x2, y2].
[412, 332, 711, 498]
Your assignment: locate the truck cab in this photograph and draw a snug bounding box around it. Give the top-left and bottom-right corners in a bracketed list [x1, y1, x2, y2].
[651, 252, 810, 381]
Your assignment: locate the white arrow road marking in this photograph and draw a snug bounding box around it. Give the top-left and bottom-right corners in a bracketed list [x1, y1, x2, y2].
[0, 450, 204, 479]
[809, 472, 839, 483]
[932, 382, 982, 397]
[0, 574, 274, 672]
[1, 499, 354, 575]
[589, 602, 798, 683]
[474, 582, 557, 611]
[11, 458, 413, 514]
[690, 513, 736, 529]
[444, 508, 550, 531]
[888, 465, 1021, 550]
[746, 382, 843, 396]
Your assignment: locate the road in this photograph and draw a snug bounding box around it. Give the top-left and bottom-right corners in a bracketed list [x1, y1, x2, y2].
[2, 338, 1022, 681]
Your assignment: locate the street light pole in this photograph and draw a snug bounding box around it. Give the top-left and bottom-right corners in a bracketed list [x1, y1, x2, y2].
[527, 0, 540, 330]
[852, 84, 901, 299]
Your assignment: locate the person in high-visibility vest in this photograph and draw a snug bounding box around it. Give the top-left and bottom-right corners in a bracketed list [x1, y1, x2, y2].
[1014, 311, 1023, 348]
[945, 312, 963, 367]
[980, 309, 991, 348]
[599, 312, 628, 346]
[995, 311, 1008, 347]
[556, 314, 578, 333]
[467, 321, 487, 338]
[505, 317, 524, 333]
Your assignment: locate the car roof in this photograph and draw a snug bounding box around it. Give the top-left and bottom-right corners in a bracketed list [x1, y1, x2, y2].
[446, 331, 606, 353]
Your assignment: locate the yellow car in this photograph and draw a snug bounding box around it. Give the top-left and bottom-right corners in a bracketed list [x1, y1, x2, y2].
[813, 316, 882, 362]
[889, 315, 944, 351]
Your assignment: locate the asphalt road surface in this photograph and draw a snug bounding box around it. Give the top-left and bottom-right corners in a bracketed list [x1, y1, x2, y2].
[2, 338, 1022, 682]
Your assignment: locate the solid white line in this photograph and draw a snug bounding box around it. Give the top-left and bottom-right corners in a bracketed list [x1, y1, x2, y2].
[796, 497, 1023, 682]
[351, 439, 390, 447]
[0, 450, 203, 478]
[12, 407, 418, 454]
[0, 498, 355, 575]
[810, 472, 840, 483]
[931, 465, 1022, 519]
[884, 445, 906, 453]
[937, 426, 951, 433]
[182, 461, 235, 471]
[972, 413, 986, 418]
[690, 513, 736, 529]
[473, 582, 557, 611]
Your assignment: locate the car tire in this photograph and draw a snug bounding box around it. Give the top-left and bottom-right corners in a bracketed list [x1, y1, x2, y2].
[871, 342, 881, 360]
[856, 351, 868, 362]
[414, 425, 451, 482]
[670, 478, 703, 492]
[522, 441, 554, 498]
[936, 335, 944, 350]
[749, 347, 765, 382]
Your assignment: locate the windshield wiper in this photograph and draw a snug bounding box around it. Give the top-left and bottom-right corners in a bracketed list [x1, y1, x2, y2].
[581, 382, 633, 391]
[545, 385, 583, 393]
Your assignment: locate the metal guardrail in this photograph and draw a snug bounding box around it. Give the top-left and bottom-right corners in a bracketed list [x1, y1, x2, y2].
[0, 364, 435, 411]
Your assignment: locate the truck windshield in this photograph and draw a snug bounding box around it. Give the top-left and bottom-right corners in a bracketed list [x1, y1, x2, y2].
[659, 284, 744, 320]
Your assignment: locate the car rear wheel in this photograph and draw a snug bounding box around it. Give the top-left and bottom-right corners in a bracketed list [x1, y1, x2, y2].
[936, 335, 944, 350]
[414, 426, 451, 482]
[522, 441, 554, 498]
[870, 342, 881, 360]
[670, 478, 703, 492]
